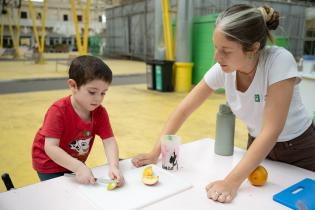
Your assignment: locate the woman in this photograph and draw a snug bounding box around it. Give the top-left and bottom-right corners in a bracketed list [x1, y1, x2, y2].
[132, 4, 315, 203]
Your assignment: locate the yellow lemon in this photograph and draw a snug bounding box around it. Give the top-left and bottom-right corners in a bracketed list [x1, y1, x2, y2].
[143, 166, 153, 177]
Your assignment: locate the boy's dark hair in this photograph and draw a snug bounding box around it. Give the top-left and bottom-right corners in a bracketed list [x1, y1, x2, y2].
[68, 55, 112, 88]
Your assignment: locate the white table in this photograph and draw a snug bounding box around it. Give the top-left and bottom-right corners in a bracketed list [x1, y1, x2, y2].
[1, 139, 315, 210]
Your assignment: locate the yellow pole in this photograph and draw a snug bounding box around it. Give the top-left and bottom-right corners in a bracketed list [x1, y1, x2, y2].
[15, 7, 22, 51]
[40, 0, 47, 53]
[28, 0, 46, 63]
[70, 0, 83, 55]
[82, 0, 91, 54]
[28, 0, 40, 51]
[36, 0, 47, 63]
[0, 15, 4, 48]
[7, 8, 20, 58]
[161, 0, 174, 60]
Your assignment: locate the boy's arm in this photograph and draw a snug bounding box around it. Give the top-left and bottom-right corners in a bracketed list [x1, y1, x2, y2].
[102, 137, 119, 168]
[44, 137, 95, 184]
[102, 137, 124, 186]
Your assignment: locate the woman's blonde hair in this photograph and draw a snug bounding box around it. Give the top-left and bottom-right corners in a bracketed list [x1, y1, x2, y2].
[216, 4, 280, 51]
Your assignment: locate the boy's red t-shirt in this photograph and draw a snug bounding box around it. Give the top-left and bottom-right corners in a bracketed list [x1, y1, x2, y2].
[32, 96, 114, 173]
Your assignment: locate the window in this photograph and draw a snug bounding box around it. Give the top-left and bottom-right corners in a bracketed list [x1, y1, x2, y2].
[304, 19, 315, 55]
[77, 15, 82, 22]
[98, 16, 102, 22]
[36, 13, 41, 20]
[21, 11, 27, 19]
[63, 14, 68, 21]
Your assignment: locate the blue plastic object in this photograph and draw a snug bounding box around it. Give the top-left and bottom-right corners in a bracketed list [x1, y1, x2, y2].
[303, 55, 315, 61]
[273, 178, 315, 210]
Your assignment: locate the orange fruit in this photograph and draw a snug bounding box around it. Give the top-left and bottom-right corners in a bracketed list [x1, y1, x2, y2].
[142, 175, 159, 186]
[248, 165, 268, 186]
[142, 165, 159, 186]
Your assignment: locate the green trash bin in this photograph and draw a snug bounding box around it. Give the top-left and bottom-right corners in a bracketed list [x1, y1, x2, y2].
[275, 36, 289, 49]
[146, 60, 156, 90]
[89, 36, 101, 55]
[155, 60, 174, 92]
[192, 14, 218, 85]
[267, 36, 289, 49]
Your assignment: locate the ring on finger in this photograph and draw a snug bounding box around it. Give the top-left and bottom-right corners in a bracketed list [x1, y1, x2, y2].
[214, 191, 222, 196]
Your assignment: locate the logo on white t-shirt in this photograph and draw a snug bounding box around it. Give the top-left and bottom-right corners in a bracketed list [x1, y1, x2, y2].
[254, 94, 266, 102]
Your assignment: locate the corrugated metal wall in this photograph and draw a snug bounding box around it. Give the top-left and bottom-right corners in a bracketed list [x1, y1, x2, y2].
[104, 0, 306, 59]
[105, 0, 156, 59]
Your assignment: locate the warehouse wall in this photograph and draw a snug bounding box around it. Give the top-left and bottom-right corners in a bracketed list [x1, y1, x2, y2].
[104, 0, 307, 59]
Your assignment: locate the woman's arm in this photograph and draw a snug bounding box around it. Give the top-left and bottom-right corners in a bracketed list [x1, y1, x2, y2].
[44, 137, 95, 184]
[206, 77, 296, 203]
[132, 80, 214, 167]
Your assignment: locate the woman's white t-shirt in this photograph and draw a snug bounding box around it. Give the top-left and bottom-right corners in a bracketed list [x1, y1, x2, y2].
[204, 46, 312, 142]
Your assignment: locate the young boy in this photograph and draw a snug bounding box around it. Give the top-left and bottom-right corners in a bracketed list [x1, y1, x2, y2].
[32, 55, 124, 186]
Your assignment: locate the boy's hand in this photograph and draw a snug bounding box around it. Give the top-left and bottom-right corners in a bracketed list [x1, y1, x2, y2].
[75, 164, 95, 185]
[108, 165, 125, 187]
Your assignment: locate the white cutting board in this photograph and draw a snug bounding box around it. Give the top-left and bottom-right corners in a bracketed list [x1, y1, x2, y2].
[77, 165, 192, 210]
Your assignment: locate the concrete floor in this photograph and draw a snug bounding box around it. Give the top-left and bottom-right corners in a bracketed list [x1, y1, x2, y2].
[0, 54, 248, 192]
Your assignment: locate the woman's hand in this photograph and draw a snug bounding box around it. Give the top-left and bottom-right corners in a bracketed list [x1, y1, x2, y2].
[75, 164, 95, 185]
[205, 179, 240, 203]
[131, 152, 159, 167]
[108, 165, 125, 187]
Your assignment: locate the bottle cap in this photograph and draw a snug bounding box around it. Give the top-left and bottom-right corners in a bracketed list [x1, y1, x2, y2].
[219, 103, 233, 114]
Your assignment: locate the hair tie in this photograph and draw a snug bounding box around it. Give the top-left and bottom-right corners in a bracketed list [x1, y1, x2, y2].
[258, 7, 274, 22]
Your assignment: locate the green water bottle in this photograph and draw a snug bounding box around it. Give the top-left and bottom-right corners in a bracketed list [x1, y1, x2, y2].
[214, 103, 235, 156]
